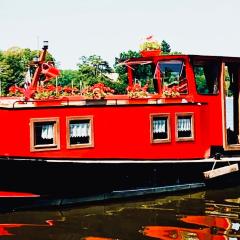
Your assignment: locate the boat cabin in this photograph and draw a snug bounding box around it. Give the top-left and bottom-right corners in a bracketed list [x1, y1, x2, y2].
[1, 49, 240, 161]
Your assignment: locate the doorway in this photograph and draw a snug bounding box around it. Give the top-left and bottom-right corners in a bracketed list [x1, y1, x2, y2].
[223, 63, 240, 150]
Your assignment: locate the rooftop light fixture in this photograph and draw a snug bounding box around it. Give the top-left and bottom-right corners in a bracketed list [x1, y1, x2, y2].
[43, 41, 49, 50]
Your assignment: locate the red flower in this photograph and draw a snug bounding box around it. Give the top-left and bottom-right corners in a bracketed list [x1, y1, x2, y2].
[126, 83, 149, 98]
[81, 83, 114, 99]
[162, 85, 180, 97]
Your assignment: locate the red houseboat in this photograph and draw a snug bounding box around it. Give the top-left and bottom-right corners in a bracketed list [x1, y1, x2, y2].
[0, 41, 239, 204]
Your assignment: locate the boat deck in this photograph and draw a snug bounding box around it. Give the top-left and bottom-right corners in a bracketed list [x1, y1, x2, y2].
[0, 96, 194, 109]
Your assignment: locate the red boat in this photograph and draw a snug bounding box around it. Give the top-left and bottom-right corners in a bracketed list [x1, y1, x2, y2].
[0, 41, 240, 204]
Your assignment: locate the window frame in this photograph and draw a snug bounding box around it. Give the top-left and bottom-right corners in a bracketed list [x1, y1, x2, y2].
[66, 116, 94, 149]
[154, 60, 188, 95]
[30, 117, 60, 152]
[150, 113, 171, 144]
[175, 112, 195, 142]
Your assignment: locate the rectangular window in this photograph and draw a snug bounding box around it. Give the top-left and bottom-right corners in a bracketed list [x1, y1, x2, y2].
[30, 118, 60, 151]
[150, 114, 170, 143]
[67, 116, 94, 149]
[154, 60, 188, 94]
[176, 113, 194, 141]
[193, 61, 219, 94]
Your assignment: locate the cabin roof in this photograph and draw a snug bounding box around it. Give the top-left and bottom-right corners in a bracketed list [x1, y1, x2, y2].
[189, 54, 240, 62]
[123, 54, 240, 64]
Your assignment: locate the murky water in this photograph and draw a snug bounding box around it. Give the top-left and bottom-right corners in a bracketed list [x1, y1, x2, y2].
[0, 186, 240, 239]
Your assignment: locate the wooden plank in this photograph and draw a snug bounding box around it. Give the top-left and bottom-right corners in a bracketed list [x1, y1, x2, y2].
[203, 164, 239, 179]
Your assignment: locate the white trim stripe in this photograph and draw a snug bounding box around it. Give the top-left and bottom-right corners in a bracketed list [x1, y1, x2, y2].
[2, 157, 240, 164]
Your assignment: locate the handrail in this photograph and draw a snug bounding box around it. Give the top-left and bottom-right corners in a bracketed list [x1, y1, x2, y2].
[12, 97, 70, 109]
[7, 96, 203, 109]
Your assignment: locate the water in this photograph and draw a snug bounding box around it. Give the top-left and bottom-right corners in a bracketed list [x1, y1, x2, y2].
[0, 186, 240, 239]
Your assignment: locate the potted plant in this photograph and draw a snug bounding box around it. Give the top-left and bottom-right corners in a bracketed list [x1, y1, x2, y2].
[126, 83, 150, 104]
[81, 83, 114, 100]
[140, 35, 161, 57]
[162, 86, 180, 98]
[8, 86, 25, 97]
[161, 85, 182, 103]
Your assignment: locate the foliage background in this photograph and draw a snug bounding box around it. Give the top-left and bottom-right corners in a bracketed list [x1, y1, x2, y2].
[0, 40, 220, 96]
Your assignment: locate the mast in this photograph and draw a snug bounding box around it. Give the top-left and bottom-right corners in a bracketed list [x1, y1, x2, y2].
[30, 41, 48, 88]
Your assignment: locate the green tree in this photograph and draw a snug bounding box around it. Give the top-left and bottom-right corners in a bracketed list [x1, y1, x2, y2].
[57, 69, 80, 88]
[114, 50, 155, 92]
[77, 55, 113, 87]
[114, 50, 141, 83]
[0, 60, 13, 95]
[0, 47, 55, 94]
[2, 47, 27, 86]
[161, 40, 171, 54]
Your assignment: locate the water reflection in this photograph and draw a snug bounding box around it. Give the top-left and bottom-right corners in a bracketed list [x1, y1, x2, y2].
[0, 186, 239, 239]
[0, 221, 53, 236]
[143, 215, 240, 239]
[83, 238, 115, 240]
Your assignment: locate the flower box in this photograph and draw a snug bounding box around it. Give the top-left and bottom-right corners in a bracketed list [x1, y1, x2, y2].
[161, 97, 182, 104]
[85, 99, 107, 106]
[34, 98, 64, 107]
[140, 50, 161, 57]
[128, 98, 149, 104]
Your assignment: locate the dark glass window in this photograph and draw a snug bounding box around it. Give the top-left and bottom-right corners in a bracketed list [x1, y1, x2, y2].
[151, 115, 170, 143]
[69, 119, 91, 145]
[153, 117, 168, 140]
[34, 122, 55, 146]
[194, 62, 219, 94]
[177, 116, 193, 139]
[154, 60, 188, 94]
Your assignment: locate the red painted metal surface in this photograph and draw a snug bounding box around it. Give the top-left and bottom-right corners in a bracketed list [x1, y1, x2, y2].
[0, 54, 229, 160]
[0, 103, 213, 159]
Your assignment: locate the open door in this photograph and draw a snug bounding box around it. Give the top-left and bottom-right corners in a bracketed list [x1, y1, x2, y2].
[223, 62, 240, 150]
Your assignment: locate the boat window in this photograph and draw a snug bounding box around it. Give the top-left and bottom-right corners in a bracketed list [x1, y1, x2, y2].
[129, 62, 156, 93]
[150, 114, 170, 143]
[30, 118, 60, 151]
[154, 60, 188, 94]
[193, 62, 219, 94]
[176, 113, 194, 141]
[66, 116, 94, 149]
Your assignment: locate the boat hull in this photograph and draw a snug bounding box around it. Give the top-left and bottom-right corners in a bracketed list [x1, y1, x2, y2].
[0, 158, 239, 199]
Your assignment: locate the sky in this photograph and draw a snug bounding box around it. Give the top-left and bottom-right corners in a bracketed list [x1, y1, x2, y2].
[1, 0, 240, 69]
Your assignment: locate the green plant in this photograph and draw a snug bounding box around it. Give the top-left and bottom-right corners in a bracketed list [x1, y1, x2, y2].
[140, 35, 161, 51]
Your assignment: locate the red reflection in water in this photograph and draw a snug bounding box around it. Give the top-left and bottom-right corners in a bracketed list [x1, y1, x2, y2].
[83, 237, 114, 240]
[143, 226, 228, 240]
[181, 216, 231, 231]
[0, 191, 40, 197]
[0, 220, 54, 236]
